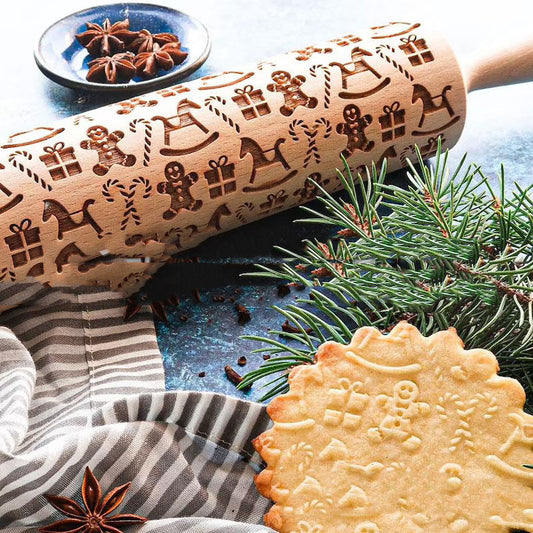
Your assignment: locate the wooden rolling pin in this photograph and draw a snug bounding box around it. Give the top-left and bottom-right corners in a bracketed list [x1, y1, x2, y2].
[0, 21, 532, 294]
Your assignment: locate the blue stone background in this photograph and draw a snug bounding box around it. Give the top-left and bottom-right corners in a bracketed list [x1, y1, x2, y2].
[1, 0, 532, 402]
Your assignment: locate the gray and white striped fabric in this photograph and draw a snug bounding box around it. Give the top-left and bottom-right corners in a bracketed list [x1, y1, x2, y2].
[0, 284, 273, 532]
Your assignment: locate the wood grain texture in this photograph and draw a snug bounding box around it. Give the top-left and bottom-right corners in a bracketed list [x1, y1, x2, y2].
[0, 22, 466, 293]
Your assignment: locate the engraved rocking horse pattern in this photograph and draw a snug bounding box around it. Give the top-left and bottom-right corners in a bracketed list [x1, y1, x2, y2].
[411, 84, 460, 135]
[153, 99, 220, 156]
[42, 199, 103, 240]
[0, 22, 466, 292]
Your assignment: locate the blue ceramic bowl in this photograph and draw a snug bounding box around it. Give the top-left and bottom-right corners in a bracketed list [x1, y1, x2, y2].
[34, 3, 211, 93]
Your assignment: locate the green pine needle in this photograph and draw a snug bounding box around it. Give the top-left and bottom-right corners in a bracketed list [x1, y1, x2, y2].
[239, 143, 533, 409]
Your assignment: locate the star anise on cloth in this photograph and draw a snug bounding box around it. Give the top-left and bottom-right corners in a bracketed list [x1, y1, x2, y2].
[128, 29, 180, 54]
[87, 53, 136, 84]
[134, 42, 188, 79]
[39, 467, 147, 533]
[76, 18, 139, 57]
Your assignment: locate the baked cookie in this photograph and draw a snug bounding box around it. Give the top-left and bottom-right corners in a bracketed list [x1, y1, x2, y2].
[254, 322, 533, 532]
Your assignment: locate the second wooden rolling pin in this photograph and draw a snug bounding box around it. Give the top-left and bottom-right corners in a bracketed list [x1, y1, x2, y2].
[0, 21, 531, 293]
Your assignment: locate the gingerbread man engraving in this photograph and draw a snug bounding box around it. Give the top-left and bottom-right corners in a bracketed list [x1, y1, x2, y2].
[336, 104, 374, 158]
[157, 161, 202, 220]
[368, 380, 430, 451]
[80, 125, 136, 176]
[267, 70, 318, 116]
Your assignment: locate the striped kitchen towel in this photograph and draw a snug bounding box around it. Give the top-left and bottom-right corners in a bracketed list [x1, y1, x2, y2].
[0, 283, 273, 532]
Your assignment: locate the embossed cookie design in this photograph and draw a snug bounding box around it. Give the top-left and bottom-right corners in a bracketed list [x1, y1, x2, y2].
[254, 323, 533, 532]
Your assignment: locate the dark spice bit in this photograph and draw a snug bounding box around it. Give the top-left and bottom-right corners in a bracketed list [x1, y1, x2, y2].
[277, 284, 291, 297]
[213, 295, 225, 302]
[263, 354, 271, 360]
[281, 320, 313, 334]
[288, 282, 306, 291]
[180, 314, 188, 322]
[167, 294, 180, 306]
[237, 356, 247, 367]
[236, 304, 251, 325]
[225, 365, 251, 390]
[198, 371, 206, 378]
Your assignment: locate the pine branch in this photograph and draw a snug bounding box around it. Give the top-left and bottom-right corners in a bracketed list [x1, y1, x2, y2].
[240, 143, 533, 410]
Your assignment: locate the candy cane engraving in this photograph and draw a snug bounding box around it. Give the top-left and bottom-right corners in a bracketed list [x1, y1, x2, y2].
[204, 96, 241, 133]
[310, 65, 332, 109]
[236, 202, 255, 224]
[8, 151, 52, 191]
[289, 118, 332, 167]
[375, 44, 414, 81]
[0, 268, 16, 282]
[102, 176, 153, 231]
[129, 119, 153, 167]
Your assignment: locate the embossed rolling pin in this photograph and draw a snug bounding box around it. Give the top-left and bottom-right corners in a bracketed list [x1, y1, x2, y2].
[0, 21, 532, 294]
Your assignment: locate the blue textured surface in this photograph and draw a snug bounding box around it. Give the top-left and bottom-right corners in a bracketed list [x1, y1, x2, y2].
[1, 0, 533, 403]
[158, 284, 305, 401]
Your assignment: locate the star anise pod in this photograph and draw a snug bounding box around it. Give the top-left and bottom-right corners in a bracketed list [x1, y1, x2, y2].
[39, 466, 147, 533]
[134, 42, 188, 79]
[86, 52, 136, 84]
[76, 18, 139, 57]
[128, 29, 180, 54]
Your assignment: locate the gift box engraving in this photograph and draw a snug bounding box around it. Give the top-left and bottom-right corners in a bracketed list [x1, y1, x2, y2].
[4, 219, 44, 274]
[232, 86, 271, 120]
[379, 102, 406, 142]
[399, 35, 434, 66]
[259, 190, 288, 214]
[40, 142, 82, 181]
[203, 156, 236, 199]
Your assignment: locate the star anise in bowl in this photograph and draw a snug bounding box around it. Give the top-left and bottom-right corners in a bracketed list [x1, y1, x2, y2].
[128, 29, 180, 54]
[75, 17, 188, 84]
[86, 52, 136, 84]
[76, 18, 138, 57]
[134, 42, 188, 79]
[39, 466, 146, 533]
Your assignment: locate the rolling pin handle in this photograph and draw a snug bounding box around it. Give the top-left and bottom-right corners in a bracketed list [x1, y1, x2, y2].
[464, 33, 533, 92]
